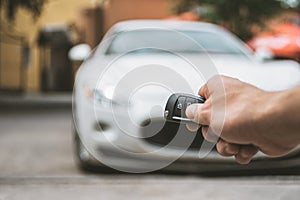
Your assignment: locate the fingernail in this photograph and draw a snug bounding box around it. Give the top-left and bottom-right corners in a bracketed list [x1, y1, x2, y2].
[186, 104, 197, 119]
[225, 147, 237, 155]
[241, 151, 249, 159]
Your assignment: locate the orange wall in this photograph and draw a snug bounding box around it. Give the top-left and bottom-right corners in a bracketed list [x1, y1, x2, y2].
[104, 0, 171, 31]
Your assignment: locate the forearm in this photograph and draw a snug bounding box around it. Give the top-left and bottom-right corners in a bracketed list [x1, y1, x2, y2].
[256, 86, 300, 155]
[277, 86, 300, 140]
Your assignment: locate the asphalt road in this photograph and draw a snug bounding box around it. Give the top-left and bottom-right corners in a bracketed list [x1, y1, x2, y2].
[0, 106, 299, 200]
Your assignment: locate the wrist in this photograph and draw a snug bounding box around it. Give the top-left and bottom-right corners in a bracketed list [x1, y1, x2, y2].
[252, 90, 283, 145]
[255, 88, 300, 153]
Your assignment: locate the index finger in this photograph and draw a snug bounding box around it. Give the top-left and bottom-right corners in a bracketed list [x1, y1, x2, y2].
[199, 75, 224, 99]
[198, 83, 210, 99]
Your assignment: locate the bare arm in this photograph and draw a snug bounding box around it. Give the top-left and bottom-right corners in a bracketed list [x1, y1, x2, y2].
[256, 84, 300, 155]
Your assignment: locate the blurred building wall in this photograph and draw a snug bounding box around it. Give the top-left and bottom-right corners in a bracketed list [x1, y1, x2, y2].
[1, 0, 93, 92]
[103, 0, 170, 31]
[0, 0, 171, 92]
[78, 7, 104, 49]
[0, 42, 22, 90]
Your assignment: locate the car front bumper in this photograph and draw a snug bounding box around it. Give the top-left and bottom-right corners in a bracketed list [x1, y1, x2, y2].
[75, 98, 300, 173]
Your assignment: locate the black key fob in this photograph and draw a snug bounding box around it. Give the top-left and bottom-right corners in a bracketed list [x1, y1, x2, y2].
[164, 93, 205, 124]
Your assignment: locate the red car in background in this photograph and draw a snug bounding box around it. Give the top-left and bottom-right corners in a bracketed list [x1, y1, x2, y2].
[164, 12, 199, 21]
[248, 22, 300, 62]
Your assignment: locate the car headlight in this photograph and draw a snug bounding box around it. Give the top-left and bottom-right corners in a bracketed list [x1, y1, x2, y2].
[93, 86, 115, 106]
[84, 85, 129, 107]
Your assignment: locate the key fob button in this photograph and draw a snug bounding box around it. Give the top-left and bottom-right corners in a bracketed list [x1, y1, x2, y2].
[186, 97, 197, 106]
[174, 97, 186, 117]
[177, 102, 183, 110]
[184, 97, 197, 117]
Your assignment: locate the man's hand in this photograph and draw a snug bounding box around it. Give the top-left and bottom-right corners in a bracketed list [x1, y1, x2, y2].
[186, 75, 300, 164]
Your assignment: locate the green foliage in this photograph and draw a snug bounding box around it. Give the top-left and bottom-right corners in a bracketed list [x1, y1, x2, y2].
[0, 0, 47, 21]
[172, 0, 295, 40]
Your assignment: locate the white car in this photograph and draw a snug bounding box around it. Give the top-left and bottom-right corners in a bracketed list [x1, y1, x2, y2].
[73, 20, 300, 174]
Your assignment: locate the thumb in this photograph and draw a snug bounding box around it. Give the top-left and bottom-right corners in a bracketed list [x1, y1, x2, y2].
[186, 103, 210, 125]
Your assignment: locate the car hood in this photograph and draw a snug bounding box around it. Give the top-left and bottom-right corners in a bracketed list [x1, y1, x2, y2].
[83, 53, 300, 91]
[79, 53, 300, 122]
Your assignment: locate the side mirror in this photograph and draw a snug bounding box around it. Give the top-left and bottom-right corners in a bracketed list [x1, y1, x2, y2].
[254, 47, 274, 62]
[68, 44, 91, 61]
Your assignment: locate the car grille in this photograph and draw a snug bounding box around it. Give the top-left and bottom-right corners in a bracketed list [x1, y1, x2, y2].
[141, 118, 216, 151]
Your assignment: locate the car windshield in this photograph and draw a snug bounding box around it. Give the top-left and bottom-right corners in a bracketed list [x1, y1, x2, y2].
[106, 30, 249, 55]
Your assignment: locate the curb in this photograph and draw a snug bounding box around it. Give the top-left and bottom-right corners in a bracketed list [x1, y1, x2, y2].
[0, 93, 72, 109]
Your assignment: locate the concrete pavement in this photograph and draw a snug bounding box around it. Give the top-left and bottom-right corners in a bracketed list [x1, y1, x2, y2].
[1, 176, 300, 200]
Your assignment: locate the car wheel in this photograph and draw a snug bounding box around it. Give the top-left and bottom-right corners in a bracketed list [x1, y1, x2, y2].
[72, 123, 118, 173]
